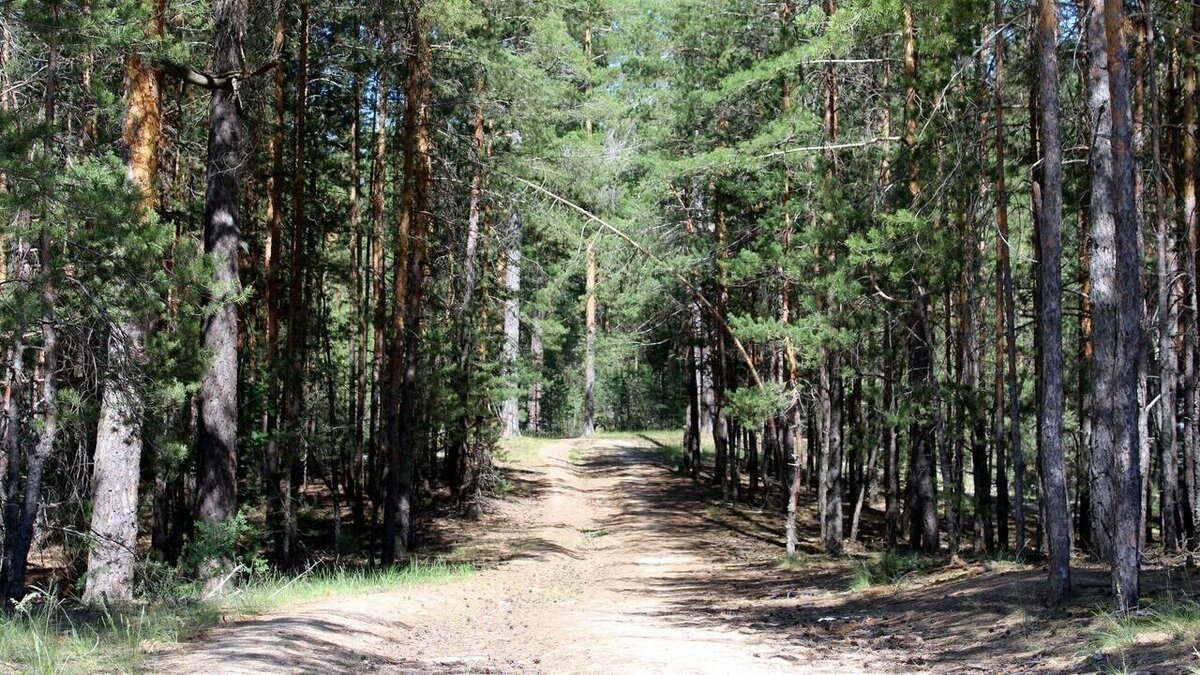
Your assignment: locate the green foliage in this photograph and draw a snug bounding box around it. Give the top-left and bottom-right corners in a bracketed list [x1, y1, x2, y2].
[725, 383, 787, 427]
[848, 551, 928, 591]
[1090, 600, 1200, 655]
[180, 512, 268, 587]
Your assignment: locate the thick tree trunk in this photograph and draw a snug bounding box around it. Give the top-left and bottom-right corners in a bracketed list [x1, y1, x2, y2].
[84, 2, 162, 603]
[1084, 0, 1118, 562]
[1104, 0, 1143, 615]
[1035, 0, 1072, 605]
[197, 0, 247, 533]
[383, 7, 432, 564]
[785, 431, 805, 557]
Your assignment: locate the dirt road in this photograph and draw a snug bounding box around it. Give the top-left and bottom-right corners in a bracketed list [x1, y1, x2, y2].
[151, 436, 1184, 674]
[152, 437, 884, 673]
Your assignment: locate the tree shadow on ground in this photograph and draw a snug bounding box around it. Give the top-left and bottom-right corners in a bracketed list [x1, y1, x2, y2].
[577, 438, 1199, 675]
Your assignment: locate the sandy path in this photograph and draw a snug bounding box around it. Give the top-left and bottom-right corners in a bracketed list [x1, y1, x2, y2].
[150, 437, 881, 674]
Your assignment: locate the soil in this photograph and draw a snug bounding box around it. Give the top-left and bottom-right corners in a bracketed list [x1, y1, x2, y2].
[149, 435, 1197, 674]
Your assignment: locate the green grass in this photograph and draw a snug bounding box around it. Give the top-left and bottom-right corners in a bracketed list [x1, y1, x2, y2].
[848, 550, 929, 591]
[0, 560, 471, 674]
[1090, 599, 1200, 655]
[495, 436, 558, 466]
[594, 429, 713, 467]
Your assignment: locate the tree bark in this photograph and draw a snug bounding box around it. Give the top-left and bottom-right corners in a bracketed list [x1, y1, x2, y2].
[450, 85, 487, 497]
[278, 0, 311, 567]
[383, 6, 432, 564]
[1146, 0, 1180, 553]
[499, 211, 522, 438]
[1083, 0, 1119, 563]
[197, 0, 247, 532]
[1181, 0, 1200, 544]
[262, 0, 286, 566]
[992, 0, 1017, 553]
[1104, 0, 1143, 615]
[84, 0, 162, 604]
[583, 239, 597, 436]
[1035, 0, 1072, 605]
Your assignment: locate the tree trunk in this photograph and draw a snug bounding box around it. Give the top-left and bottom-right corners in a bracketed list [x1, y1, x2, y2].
[819, 349, 843, 553]
[347, 68, 366, 537]
[1104, 0, 1144, 615]
[499, 211, 522, 438]
[883, 317, 900, 548]
[909, 286, 939, 554]
[2, 21, 62, 596]
[262, 0, 287, 566]
[84, 0, 162, 604]
[367, 54, 389, 559]
[1083, 0, 1119, 562]
[1146, 0, 1180, 553]
[197, 0, 247, 532]
[993, 0, 1015, 552]
[1035, 0, 1072, 605]
[1181, 0, 1200, 544]
[278, 0, 310, 568]
[383, 7, 432, 564]
[450, 85, 487, 497]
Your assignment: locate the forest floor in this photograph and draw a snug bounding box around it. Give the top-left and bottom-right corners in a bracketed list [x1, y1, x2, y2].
[149, 434, 1198, 674]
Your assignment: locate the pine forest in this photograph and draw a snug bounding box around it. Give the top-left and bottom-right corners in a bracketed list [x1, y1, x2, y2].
[0, 0, 1199, 671]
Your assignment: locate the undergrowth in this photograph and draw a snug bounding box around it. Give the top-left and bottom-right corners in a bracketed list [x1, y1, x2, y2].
[849, 550, 929, 591]
[0, 560, 471, 674]
[1090, 599, 1200, 656]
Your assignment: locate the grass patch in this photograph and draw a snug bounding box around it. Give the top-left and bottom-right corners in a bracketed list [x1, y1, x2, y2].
[0, 560, 471, 674]
[597, 429, 714, 468]
[495, 436, 558, 466]
[1090, 599, 1200, 656]
[848, 550, 929, 591]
